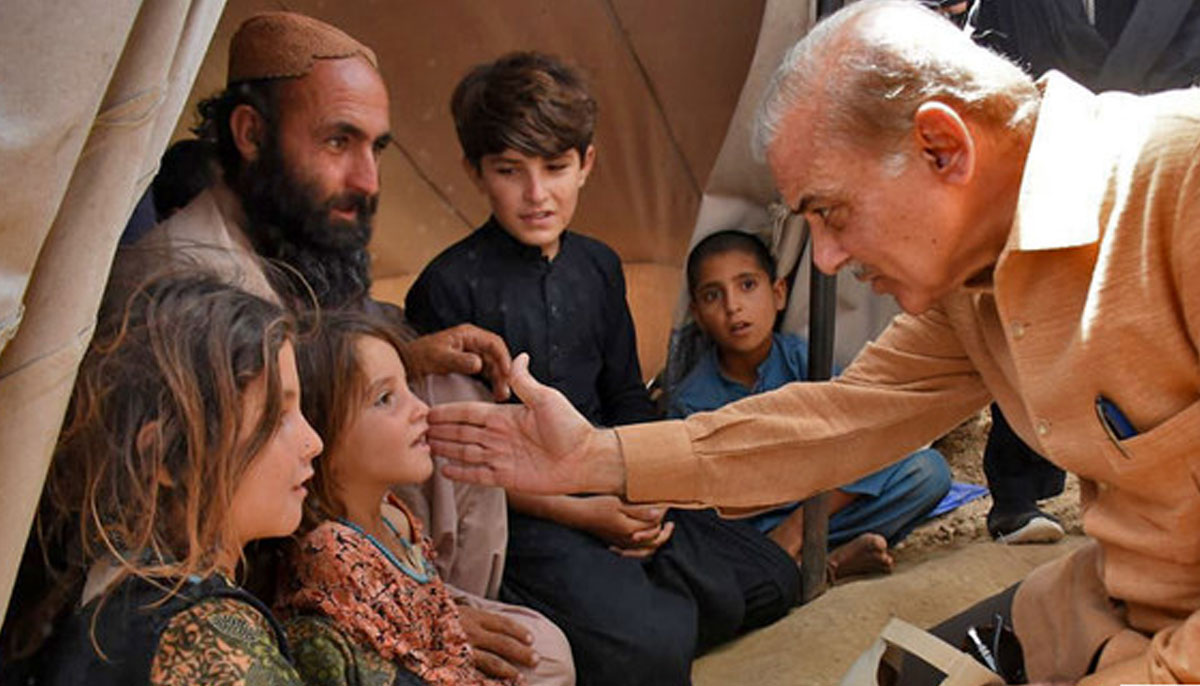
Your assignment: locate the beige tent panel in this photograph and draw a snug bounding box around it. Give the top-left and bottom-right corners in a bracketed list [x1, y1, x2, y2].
[0, 0, 228, 624]
[612, 0, 767, 190]
[0, 1, 142, 359]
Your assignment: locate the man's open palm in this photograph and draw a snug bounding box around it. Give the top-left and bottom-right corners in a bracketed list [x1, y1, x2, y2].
[429, 353, 610, 495]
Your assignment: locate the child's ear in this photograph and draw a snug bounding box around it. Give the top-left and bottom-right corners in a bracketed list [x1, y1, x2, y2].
[229, 104, 266, 163]
[461, 157, 485, 191]
[772, 277, 788, 312]
[136, 421, 175, 487]
[577, 145, 597, 187]
[136, 420, 158, 456]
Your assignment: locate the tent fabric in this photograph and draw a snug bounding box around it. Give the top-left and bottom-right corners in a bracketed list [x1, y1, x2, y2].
[0, 0, 227, 622]
[669, 0, 901, 390]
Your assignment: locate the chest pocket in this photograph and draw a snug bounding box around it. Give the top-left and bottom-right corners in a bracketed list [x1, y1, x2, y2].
[1095, 396, 1200, 498]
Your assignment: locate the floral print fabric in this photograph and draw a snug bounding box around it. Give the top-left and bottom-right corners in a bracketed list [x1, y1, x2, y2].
[151, 595, 302, 686]
[277, 500, 510, 686]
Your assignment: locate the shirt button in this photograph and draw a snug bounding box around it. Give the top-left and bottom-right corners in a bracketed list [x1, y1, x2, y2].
[1010, 321, 1026, 340]
[1035, 418, 1050, 437]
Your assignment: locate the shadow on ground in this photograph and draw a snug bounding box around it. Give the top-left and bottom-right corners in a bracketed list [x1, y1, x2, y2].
[693, 536, 1085, 684]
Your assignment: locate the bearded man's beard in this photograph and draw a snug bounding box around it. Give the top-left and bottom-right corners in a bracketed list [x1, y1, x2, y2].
[236, 138, 378, 309]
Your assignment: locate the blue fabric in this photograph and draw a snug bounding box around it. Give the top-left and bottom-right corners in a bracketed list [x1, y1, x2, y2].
[669, 332, 951, 546]
[928, 482, 990, 519]
[667, 333, 811, 419]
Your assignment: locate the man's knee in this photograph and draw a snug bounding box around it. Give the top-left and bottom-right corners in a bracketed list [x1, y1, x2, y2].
[454, 594, 577, 686]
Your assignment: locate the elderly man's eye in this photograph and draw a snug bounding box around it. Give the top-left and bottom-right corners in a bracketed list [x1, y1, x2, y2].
[805, 205, 839, 228]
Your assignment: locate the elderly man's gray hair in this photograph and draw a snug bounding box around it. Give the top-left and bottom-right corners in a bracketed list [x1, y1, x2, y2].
[752, 0, 1039, 163]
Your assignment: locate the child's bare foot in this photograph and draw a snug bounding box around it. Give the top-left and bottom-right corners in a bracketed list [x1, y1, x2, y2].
[828, 532, 893, 581]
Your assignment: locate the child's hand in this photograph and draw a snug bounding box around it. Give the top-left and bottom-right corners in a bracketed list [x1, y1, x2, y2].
[575, 496, 674, 557]
[610, 520, 675, 559]
[457, 605, 537, 681]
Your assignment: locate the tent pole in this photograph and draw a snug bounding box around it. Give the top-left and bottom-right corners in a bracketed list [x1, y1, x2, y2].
[800, 266, 837, 602]
[800, 0, 843, 606]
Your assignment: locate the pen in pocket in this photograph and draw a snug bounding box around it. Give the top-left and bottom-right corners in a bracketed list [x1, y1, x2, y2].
[1095, 395, 1138, 441]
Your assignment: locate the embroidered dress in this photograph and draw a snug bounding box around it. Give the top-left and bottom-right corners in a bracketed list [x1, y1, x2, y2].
[277, 495, 511, 686]
[37, 574, 300, 686]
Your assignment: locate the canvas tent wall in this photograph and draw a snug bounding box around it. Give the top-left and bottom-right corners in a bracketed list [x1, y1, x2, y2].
[0, 0, 228, 628]
[0, 0, 877, 625]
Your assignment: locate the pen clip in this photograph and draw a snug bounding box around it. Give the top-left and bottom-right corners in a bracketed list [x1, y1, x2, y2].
[966, 626, 999, 673]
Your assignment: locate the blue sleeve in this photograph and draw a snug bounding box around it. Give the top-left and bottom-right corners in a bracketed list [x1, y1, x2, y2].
[666, 394, 692, 419]
[776, 333, 811, 382]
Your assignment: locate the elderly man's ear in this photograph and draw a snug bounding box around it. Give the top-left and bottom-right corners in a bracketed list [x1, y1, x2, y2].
[912, 101, 975, 185]
[230, 104, 267, 163]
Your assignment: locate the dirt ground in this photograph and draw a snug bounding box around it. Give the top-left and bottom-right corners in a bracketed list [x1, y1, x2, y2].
[892, 408, 1082, 565]
[692, 409, 1086, 685]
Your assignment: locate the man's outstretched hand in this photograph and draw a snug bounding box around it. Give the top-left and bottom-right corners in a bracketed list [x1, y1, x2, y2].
[428, 353, 626, 495]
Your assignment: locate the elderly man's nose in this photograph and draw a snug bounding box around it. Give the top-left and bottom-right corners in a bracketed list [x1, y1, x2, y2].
[812, 231, 851, 275]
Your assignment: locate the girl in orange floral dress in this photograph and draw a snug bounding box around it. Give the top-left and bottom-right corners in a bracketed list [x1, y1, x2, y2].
[276, 310, 512, 686]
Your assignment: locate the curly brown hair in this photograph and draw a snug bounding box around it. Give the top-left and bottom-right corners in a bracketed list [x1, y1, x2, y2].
[53, 271, 291, 582]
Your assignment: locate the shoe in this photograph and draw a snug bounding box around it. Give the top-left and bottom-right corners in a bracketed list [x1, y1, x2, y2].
[987, 509, 1064, 544]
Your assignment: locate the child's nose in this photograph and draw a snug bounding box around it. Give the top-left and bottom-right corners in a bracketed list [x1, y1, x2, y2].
[725, 292, 742, 313]
[524, 174, 549, 203]
[406, 388, 430, 422]
[298, 415, 324, 462]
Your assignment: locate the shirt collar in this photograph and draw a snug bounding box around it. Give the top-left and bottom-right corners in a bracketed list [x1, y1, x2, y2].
[1009, 71, 1107, 253]
[710, 334, 780, 392]
[481, 216, 570, 263]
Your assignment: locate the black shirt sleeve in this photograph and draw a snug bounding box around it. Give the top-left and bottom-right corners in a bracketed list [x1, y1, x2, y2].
[594, 250, 658, 426]
[404, 260, 470, 336]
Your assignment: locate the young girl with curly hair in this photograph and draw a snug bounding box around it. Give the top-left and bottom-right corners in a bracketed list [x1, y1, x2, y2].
[19, 273, 322, 686]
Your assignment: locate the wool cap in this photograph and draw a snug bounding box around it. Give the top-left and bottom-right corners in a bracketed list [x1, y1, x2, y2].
[227, 11, 378, 85]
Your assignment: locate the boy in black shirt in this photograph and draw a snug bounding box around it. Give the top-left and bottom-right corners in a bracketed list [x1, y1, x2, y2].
[406, 52, 798, 686]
